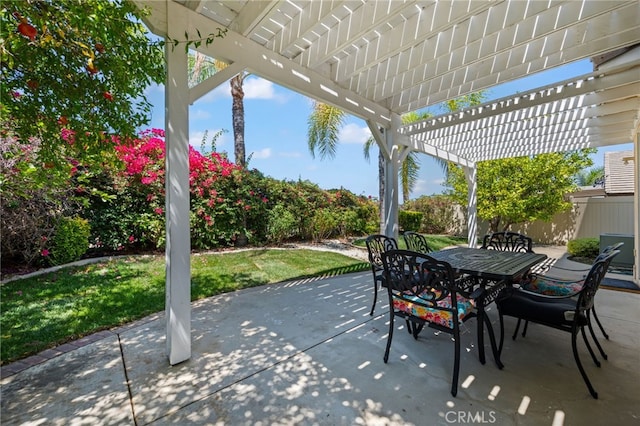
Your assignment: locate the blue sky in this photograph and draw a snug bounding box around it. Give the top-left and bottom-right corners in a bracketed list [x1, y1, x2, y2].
[143, 59, 632, 200]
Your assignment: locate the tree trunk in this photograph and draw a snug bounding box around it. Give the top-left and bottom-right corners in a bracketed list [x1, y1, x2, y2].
[489, 217, 501, 233]
[230, 74, 246, 167]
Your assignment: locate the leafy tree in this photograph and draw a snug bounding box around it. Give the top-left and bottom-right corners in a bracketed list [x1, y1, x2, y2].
[0, 0, 165, 165]
[575, 166, 604, 187]
[446, 150, 595, 232]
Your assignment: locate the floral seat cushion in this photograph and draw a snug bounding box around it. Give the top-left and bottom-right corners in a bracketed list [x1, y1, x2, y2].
[393, 290, 475, 329]
[520, 275, 584, 297]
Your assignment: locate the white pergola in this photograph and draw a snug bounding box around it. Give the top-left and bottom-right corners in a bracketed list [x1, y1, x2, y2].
[132, 0, 640, 364]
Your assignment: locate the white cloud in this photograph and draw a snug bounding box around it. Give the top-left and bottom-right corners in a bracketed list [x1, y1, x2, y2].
[411, 179, 429, 195]
[279, 151, 303, 158]
[244, 77, 283, 101]
[198, 84, 229, 103]
[250, 148, 272, 159]
[339, 123, 371, 144]
[189, 129, 229, 150]
[143, 83, 164, 96]
[191, 109, 211, 120]
[195, 76, 284, 103]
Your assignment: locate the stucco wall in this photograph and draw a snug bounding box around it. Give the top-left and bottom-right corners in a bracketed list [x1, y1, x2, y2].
[460, 196, 634, 245]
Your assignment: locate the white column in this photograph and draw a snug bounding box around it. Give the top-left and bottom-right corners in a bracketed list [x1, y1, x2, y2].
[464, 165, 478, 248]
[165, 1, 191, 365]
[634, 128, 639, 284]
[383, 115, 402, 239]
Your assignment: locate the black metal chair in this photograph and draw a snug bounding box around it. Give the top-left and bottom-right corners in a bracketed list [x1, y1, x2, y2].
[516, 244, 622, 359]
[365, 234, 398, 316]
[481, 231, 533, 253]
[496, 249, 620, 399]
[381, 249, 503, 397]
[402, 231, 431, 253]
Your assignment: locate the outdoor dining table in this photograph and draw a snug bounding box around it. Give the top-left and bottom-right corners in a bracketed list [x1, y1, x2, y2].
[428, 246, 548, 366]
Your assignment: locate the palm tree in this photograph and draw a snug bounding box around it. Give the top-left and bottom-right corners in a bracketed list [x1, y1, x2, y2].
[189, 52, 248, 167]
[308, 104, 429, 205]
[307, 93, 486, 230]
[575, 166, 605, 187]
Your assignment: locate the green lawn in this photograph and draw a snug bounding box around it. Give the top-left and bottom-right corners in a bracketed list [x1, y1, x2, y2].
[352, 234, 467, 250]
[0, 249, 368, 365]
[1, 235, 466, 364]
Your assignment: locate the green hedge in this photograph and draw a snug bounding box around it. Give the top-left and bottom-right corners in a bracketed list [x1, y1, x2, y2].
[567, 237, 599, 258]
[50, 217, 91, 265]
[399, 210, 423, 232]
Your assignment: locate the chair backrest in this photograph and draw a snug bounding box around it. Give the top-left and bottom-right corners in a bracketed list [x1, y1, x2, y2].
[576, 250, 621, 312]
[595, 242, 624, 261]
[402, 231, 431, 253]
[481, 232, 533, 253]
[365, 234, 398, 271]
[381, 249, 459, 313]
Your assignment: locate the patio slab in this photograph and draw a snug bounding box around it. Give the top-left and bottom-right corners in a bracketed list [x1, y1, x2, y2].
[1, 249, 639, 425]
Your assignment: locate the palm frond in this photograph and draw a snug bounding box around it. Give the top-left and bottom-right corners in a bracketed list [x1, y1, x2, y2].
[307, 102, 345, 160]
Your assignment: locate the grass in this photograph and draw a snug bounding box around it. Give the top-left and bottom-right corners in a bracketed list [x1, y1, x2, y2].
[0, 248, 368, 365]
[352, 234, 467, 251]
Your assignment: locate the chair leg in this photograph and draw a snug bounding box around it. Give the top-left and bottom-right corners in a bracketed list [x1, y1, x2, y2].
[521, 320, 529, 337]
[512, 318, 521, 340]
[587, 310, 608, 360]
[591, 306, 610, 340]
[498, 312, 505, 356]
[572, 328, 598, 399]
[451, 329, 461, 397]
[384, 312, 395, 363]
[370, 281, 378, 316]
[581, 326, 601, 368]
[412, 322, 424, 339]
[405, 318, 418, 339]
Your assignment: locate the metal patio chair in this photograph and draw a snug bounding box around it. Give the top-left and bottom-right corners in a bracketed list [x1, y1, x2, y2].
[381, 249, 502, 397]
[496, 249, 620, 399]
[365, 234, 398, 316]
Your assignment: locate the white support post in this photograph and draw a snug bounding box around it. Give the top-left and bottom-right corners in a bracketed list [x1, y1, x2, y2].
[383, 114, 403, 239]
[634, 128, 639, 285]
[165, 2, 191, 365]
[464, 165, 478, 248]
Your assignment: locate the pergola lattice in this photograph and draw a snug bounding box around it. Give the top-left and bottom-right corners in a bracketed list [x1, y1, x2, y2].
[132, 0, 640, 363]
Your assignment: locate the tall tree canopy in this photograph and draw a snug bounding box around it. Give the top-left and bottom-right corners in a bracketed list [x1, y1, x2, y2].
[446, 150, 595, 232]
[1, 0, 165, 164]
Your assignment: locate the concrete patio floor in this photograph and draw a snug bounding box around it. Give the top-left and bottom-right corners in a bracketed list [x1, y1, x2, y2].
[1, 247, 639, 425]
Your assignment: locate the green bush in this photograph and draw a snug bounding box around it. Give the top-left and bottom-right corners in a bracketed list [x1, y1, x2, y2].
[403, 195, 456, 234]
[267, 204, 298, 244]
[311, 209, 339, 242]
[567, 237, 599, 258]
[50, 217, 91, 265]
[399, 210, 423, 232]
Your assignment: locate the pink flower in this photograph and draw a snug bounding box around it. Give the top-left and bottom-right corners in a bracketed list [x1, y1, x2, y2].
[128, 235, 135, 242]
[154, 207, 163, 215]
[41, 249, 49, 257]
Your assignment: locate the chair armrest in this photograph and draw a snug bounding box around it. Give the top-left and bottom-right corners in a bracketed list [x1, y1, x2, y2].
[468, 287, 485, 301]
